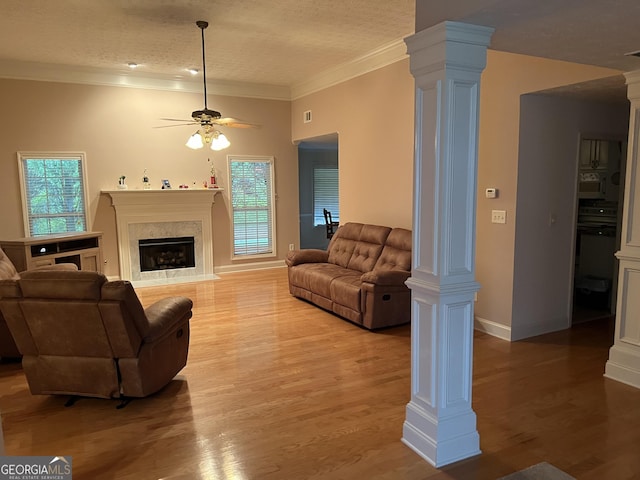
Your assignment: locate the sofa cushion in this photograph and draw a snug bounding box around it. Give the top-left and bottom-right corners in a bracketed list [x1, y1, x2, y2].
[327, 223, 363, 268]
[290, 263, 355, 299]
[346, 224, 391, 273]
[0, 248, 19, 281]
[330, 273, 363, 312]
[374, 228, 412, 271]
[19, 270, 106, 300]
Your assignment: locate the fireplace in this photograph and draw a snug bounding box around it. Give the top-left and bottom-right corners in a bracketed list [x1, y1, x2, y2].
[104, 189, 222, 285]
[139, 237, 196, 272]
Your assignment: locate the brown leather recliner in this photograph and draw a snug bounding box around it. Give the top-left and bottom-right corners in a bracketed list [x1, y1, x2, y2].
[0, 269, 192, 399]
[0, 247, 78, 359]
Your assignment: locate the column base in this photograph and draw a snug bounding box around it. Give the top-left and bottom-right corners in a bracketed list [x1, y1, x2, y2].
[605, 344, 640, 389]
[402, 401, 481, 468]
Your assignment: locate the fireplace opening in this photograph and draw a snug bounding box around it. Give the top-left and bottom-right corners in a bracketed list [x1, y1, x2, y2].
[138, 237, 196, 272]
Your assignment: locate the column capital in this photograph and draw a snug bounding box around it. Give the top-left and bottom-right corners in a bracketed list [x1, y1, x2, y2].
[624, 69, 640, 100]
[404, 21, 494, 79]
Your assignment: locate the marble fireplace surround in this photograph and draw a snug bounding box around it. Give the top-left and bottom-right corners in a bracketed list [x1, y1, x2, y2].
[104, 189, 222, 286]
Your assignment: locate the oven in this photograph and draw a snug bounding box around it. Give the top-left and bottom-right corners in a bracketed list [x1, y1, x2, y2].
[575, 201, 618, 310]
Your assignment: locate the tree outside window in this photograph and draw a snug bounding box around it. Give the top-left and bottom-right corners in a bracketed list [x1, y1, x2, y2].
[18, 152, 89, 236]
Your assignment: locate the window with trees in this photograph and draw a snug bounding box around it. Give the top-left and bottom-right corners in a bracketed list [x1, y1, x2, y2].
[18, 152, 89, 236]
[228, 155, 276, 258]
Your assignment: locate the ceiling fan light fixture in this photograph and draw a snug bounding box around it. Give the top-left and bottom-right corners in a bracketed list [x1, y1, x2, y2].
[210, 131, 230, 151]
[186, 131, 204, 149]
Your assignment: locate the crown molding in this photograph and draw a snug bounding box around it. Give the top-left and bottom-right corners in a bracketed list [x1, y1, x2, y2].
[0, 35, 411, 102]
[0, 59, 291, 101]
[290, 35, 412, 100]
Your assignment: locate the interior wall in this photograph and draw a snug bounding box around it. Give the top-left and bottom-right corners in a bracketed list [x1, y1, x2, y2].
[475, 50, 623, 335]
[298, 146, 338, 249]
[0, 78, 298, 278]
[511, 94, 629, 340]
[291, 60, 414, 230]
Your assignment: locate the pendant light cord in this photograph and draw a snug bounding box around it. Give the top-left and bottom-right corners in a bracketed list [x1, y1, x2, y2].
[197, 21, 209, 110]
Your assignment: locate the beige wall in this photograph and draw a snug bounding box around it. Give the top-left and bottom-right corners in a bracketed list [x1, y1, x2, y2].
[0, 79, 297, 277]
[476, 50, 623, 330]
[292, 60, 415, 230]
[292, 51, 623, 335]
[0, 51, 627, 337]
[512, 94, 628, 339]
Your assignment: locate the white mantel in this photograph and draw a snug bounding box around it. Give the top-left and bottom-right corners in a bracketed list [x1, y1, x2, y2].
[104, 189, 222, 285]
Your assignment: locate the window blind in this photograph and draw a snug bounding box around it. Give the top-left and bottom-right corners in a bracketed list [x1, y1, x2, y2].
[313, 167, 339, 226]
[229, 157, 275, 257]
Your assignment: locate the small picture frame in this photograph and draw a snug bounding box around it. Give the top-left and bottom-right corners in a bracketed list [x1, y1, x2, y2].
[161, 179, 172, 189]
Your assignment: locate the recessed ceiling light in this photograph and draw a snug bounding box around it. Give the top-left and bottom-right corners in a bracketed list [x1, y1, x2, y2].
[187, 68, 199, 75]
[127, 62, 139, 69]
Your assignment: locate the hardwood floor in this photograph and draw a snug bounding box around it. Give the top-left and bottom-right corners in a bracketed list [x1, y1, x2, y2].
[1, 268, 639, 479]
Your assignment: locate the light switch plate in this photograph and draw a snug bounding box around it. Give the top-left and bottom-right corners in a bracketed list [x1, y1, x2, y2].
[491, 210, 506, 224]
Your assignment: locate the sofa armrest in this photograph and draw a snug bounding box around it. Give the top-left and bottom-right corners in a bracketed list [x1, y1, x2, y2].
[23, 263, 79, 274]
[144, 296, 193, 343]
[286, 249, 329, 267]
[361, 269, 410, 286]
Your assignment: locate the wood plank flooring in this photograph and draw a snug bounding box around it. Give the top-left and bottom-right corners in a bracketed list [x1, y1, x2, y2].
[1, 267, 639, 479]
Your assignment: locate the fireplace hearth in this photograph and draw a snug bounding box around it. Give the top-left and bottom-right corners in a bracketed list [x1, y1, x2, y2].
[139, 237, 195, 272]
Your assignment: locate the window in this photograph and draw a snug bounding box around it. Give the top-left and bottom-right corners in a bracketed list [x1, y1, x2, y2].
[18, 152, 89, 236]
[313, 167, 339, 226]
[228, 156, 276, 258]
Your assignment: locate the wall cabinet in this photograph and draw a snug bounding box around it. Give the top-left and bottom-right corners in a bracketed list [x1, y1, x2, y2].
[579, 138, 610, 170]
[0, 232, 103, 273]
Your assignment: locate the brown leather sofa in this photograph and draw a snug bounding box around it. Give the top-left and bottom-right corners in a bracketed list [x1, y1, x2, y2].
[286, 222, 412, 329]
[0, 269, 192, 399]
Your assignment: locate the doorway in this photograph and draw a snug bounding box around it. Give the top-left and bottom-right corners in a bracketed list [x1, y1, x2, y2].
[572, 136, 627, 324]
[297, 133, 339, 249]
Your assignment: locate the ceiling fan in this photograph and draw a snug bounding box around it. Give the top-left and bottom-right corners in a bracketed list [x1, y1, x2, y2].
[157, 20, 258, 150]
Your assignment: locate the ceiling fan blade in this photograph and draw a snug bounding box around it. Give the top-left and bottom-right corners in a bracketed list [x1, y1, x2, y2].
[160, 117, 194, 122]
[211, 117, 260, 128]
[153, 123, 197, 128]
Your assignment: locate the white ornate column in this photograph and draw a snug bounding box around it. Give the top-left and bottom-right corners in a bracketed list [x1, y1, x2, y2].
[402, 21, 493, 467]
[605, 70, 640, 389]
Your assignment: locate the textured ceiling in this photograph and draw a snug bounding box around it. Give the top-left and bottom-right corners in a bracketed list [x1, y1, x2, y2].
[0, 1, 637, 103]
[0, 0, 415, 88]
[417, 0, 640, 73]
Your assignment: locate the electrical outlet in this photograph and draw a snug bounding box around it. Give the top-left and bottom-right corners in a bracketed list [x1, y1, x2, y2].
[289, 243, 295, 251]
[491, 210, 506, 224]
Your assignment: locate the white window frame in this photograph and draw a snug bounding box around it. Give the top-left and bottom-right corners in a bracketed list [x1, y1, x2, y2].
[17, 152, 90, 237]
[227, 155, 277, 260]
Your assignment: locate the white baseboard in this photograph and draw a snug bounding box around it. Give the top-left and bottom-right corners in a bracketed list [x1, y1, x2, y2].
[215, 260, 286, 274]
[510, 317, 569, 341]
[474, 316, 511, 341]
[131, 274, 220, 288]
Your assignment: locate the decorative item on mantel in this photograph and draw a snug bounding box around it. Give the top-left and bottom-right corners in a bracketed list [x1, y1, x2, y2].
[208, 157, 219, 189]
[143, 169, 151, 190]
[117, 175, 127, 190]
